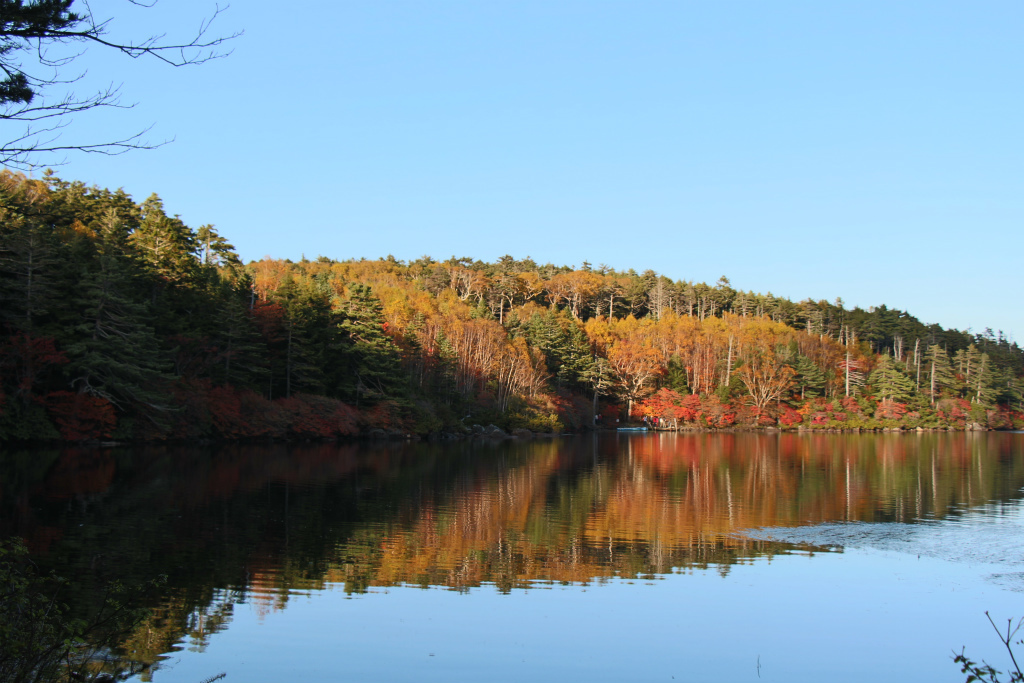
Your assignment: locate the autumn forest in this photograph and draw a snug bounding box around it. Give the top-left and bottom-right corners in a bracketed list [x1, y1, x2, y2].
[1, 170, 1022, 442]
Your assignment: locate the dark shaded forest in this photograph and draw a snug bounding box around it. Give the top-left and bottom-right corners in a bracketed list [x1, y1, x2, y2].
[1, 170, 1022, 441]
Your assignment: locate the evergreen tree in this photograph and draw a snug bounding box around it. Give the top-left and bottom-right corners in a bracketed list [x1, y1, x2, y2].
[555, 321, 595, 390]
[213, 283, 270, 391]
[793, 355, 826, 401]
[1001, 375, 1024, 412]
[0, 1, 238, 168]
[971, 352, 998, 408]
[867, 353, 916, 403]
[585, 355, 614, 418]
[131, 194, 199, 285]
[516, 311, 592, 390]
[0, 211, 59, 336]
[65, 211, 172, 414]
[338, 284, 405, 407]
[925, 345, 956, 405]
[196, 224, 241, 267]
[273, 273, 330, 397]
[664, 355, 689, 394]
[430, 329, 459, 404]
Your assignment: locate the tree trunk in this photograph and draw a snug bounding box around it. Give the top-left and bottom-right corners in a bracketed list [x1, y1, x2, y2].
[286, 324, 292, 398]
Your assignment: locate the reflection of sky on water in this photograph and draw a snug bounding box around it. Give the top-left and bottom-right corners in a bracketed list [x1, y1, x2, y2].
[743, 497, 1024, 591]
[13, 433, 1019, 683]
[150, 509, 1024, 683]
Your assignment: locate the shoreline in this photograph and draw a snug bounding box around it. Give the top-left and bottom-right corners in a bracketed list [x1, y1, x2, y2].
[2, 423, 1018, 449]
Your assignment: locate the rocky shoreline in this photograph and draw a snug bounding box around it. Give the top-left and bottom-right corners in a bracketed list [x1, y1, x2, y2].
[366, 421, 1006, 443]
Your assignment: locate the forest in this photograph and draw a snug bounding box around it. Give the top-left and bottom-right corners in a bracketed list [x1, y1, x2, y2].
[1, 169, 1022, 442]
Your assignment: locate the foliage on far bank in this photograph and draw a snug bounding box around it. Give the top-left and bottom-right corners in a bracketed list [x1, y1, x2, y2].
[1, 170, 1022, 441]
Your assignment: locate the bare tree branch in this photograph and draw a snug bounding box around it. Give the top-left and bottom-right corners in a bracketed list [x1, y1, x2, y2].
[0, 0, 240, 168]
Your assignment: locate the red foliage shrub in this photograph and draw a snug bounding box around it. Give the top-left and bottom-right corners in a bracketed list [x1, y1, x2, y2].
[208, 385, 287, 439]
[251, 301, 286, 341]
[44, 391, 116, 440]
[679, 394, 702, 421]
[637, 389, 688, 422]
[876, 399, 908, 421]
[599, 403, 621, 421]
[552, 391, 591, 430]
[779, 406, 803, 426]
[699, 395, 736, 428]
[988, 408, 1012, 430]
[2, 333, 68, 395]
[841, 397, 861, 414]
[279, 393, 358, 438]
[937, 398, 969, 426]
[361, 399, 402, 431]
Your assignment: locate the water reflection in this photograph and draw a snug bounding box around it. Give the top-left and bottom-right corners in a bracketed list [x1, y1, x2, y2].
[2, 432, 1023, 676]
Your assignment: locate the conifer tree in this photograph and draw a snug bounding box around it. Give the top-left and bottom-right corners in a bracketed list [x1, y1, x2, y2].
[793, 355, 826, 401]
[971, 352, 998, 408]
[196, 225, 241, 267]
[926, 345, 956, 405]
[66, 210, 171, 414]
[0, 213, 58, 336]
[867, 353, 916, 403]
[664, 355, 690, 395]
[338, 284, 405, 407]
[555, 321, 595, 390]
[272, 273, 331, 397]
[213, 284, 270, 391]
[132, 194, 199, 285]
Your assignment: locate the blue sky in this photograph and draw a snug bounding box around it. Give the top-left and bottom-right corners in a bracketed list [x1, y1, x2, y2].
[24, 1, 1024, 340]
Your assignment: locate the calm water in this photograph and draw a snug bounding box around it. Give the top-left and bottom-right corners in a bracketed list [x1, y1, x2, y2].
[4, 432, 1024, 682]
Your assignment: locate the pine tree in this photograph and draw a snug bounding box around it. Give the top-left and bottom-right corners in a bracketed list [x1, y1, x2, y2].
[664, 355, 690, 395]
[793, 355, 826, 400]
[66, 211, 172, 414]
[131, 194, 199, 285]
[971, 352, 998, 408]
[867, 353, 916, 403]
[1001, 375, 1024, 412]
[273, 274, 331, 397]
[926, 345, 956, 405]
[555, 321, 595, 390]
[196, 224, 241, 267]
[517, 311, 592, 390]
[0, 213, 59, 336]
[213, 284, 270, 391]
[338, 284, 405, 407]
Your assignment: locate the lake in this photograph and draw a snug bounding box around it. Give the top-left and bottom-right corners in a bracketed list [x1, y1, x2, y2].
[4, 431, 1024, 682]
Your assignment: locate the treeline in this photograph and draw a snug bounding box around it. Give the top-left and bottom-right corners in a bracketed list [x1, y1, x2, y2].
[1, 170, 1022, 441]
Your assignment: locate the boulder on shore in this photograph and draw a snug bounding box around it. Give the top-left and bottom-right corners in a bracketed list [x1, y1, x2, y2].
[483, 424, 508, 438]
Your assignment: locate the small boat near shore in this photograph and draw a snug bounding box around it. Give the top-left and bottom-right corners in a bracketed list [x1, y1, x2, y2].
[616, 426, 648, 432]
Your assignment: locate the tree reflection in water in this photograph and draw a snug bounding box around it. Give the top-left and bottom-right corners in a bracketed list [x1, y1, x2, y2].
[2, 432, 1022, 678]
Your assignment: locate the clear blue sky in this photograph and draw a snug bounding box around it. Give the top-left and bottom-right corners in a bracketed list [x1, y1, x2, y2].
[30, 0, 1024, 340]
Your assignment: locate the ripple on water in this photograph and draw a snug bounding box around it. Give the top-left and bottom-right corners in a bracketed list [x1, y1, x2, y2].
[740, 500, 1024, 590]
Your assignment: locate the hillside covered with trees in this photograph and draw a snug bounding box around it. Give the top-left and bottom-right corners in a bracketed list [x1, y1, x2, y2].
[1, 170, 1022, 441]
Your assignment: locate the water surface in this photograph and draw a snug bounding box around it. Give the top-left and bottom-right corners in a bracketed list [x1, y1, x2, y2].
[4, 432, 1024, 682]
